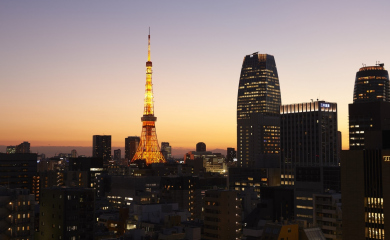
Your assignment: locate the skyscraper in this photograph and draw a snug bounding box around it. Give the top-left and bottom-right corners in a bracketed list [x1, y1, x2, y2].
[280, 101, 340, 224]
[125, 136, 140, 161]
[196, 142, 206, 152]
[342, 63, 390, 239]
[349, 63, 390, 150]
[92, 135, 111, 163]
[161, 142, 172, 159]
[280, 101, 339, 186]
[15, 141, 30, 153]
[131, 31, 165, 165]
[353, 63, 389, 103]
[237, 53, 281, 168]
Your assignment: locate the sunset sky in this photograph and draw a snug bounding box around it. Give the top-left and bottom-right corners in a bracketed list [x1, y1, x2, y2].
[1, 1, 390, 153]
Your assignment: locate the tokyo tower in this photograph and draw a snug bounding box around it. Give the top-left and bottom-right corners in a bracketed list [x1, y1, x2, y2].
[131, 30, 166, 165]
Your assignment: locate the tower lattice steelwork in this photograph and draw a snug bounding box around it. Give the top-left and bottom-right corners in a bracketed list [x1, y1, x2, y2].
[131, 30, 166, 165]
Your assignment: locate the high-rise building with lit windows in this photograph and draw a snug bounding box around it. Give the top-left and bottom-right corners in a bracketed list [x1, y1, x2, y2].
[349, 63, 390, 150]
[237, 53, 281, 168]
[342, 63, 390, 239]
[280, 101, 340, 224]
[353, 64, 389, 103]
[280, 101, 339, 186]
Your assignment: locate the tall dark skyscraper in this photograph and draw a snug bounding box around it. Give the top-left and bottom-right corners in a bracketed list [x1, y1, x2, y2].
[237, 53, 281, 168]
[92, 135, 111, 163]
[196, 142, 206, 152]
[349, 63, 390, 150]
[125, 136, 140, 161]
[342, 63, 390, 239]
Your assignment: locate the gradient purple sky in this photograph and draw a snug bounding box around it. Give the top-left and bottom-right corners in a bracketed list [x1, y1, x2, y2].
[1, 1, 390, 152]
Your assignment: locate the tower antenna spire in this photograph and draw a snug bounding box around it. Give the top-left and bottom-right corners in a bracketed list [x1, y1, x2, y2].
[148, 27, 151, 62]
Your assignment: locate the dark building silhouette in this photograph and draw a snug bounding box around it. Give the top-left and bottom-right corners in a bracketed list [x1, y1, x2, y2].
[92, 135, 111, 163]
[125, 136, 140, 161]
[196, 142, 206, 152]
[349, 63, 390, 150]
[342, 145, 390, 239]
[113, 149, 121, 161]
[243, 186, 294, 227]
[342, 64, 390, 239]
[160, 176, 201, 220]
[39, 187, 95, 240]
[349, 101, 390, 150]
[68, 157, 104, 196]
[0, 153, 37, 192]
[203, 189, 241, 240]
[161, 142, 172, 159]
[237, 53, 281, 168]
[15, 141, 30, 153]
[226, 147, 236, 162]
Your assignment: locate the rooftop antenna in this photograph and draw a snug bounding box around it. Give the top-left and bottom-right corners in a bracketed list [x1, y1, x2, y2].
[310, 99, 313, 102]
[148, 27, 151, 62]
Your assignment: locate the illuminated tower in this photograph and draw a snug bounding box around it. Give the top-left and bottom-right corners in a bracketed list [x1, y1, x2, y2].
[131, 30, 166, 165]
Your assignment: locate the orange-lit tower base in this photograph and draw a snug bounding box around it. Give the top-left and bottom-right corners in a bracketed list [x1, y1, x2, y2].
[131, 30, 166, 165]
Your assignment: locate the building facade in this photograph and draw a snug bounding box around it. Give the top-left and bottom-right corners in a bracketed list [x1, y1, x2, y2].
[0, 187, 35, 240]
[125, 136, 140, 162]
[39, 187, 95, 240]
[313, 193, 342, 240]
[6, 146, 16, 154]
[92, 135, 111, 163]
[15, 142, 30, 154]
[203, 190, 241, 240]
[161, 142, 172, 160]
[280, 101, 339, 186]
[0, 153, 37, 192]
[237, 53, 281, 168]
[342, 149, 390, 239]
